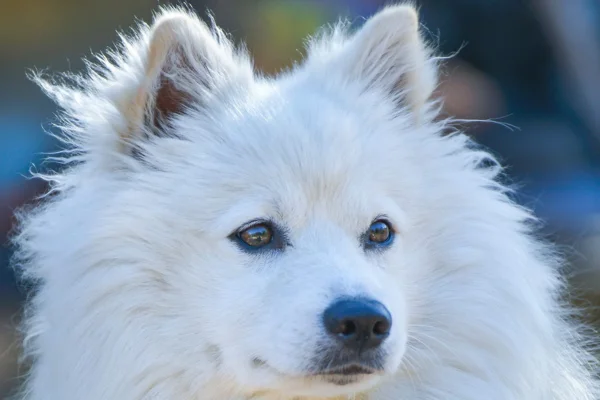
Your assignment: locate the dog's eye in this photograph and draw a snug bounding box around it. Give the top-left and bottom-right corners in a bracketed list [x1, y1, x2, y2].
[367, 220, 393, 246]
[230, 220, 288, 253]
[238, 223, 273, 248]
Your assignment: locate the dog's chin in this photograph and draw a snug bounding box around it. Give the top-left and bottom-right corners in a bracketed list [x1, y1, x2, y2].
[289, 371, 384, 397]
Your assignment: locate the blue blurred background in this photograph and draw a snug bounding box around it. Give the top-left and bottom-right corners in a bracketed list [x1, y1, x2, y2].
[1, 0, 600, 395]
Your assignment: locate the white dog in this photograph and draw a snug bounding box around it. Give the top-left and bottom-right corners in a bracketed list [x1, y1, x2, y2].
[12, 3, 599, 399]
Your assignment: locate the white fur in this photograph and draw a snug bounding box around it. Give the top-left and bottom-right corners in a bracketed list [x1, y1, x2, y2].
[12, 4, 599, 400]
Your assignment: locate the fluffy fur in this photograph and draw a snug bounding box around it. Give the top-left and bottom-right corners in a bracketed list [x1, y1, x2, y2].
[12, 3, 599, 399]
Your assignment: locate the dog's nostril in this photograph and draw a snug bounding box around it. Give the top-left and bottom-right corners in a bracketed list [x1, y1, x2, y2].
[373, 320, 390, 336]
[323, 297, 392, 351]
[339, 320, 357, 336]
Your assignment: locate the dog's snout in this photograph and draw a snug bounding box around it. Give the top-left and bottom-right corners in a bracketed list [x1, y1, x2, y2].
[323, 298, 392, 351]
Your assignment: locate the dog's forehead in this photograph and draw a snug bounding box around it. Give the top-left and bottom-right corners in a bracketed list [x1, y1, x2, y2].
[205, 82, 398, 176]
[179, 102, 409, 232]
[212, 94, 385, 180]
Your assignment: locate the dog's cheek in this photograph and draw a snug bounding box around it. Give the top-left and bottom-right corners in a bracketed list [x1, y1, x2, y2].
[247, 267, 341, 373]
[204, 266, 272, 349]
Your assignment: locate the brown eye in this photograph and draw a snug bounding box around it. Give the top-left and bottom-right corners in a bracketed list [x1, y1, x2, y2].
[368, 220, 392, 244]
[238, 224, 273, 247]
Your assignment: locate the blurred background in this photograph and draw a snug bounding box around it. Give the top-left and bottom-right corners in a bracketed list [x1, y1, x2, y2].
[1, 0, 600, 396]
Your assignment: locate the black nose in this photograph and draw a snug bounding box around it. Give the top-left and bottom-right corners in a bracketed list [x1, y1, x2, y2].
[323, 298, 392, 351]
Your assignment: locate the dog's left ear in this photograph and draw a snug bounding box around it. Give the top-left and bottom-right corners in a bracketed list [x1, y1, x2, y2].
[310, 5, 436, 121]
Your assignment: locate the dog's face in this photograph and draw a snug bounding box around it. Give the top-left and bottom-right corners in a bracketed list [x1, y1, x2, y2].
[171, 116, 411, 396]
[159, 85, 421, 397]
[34, 5, 442, 398]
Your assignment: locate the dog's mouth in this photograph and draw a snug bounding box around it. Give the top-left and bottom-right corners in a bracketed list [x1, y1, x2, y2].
[318, 363, 377, 376]
[312, 363, 380, 386]
[252, 358, 379, 383]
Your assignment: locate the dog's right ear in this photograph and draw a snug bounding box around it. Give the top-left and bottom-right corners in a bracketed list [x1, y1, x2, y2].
[120, 10, 253, 147]
[35, 8, 253, 163]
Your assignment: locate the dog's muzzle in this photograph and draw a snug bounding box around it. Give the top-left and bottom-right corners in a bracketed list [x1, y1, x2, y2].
[312, 297, 392, 383]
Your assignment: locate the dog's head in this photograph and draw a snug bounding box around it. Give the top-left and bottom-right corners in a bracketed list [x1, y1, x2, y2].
[30, 5, 446, 398]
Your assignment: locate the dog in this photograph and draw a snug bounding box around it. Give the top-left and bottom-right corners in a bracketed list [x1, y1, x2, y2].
[12, 3, 599, 399]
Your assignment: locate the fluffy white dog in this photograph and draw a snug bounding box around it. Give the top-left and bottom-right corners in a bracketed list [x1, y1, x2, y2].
[12, 3, 599, 399]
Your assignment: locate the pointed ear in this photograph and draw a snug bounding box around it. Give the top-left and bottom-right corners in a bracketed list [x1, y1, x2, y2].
[120, 9, 253, 145]
[309, 5, 437, 121]
[32, 8, 253, 167]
